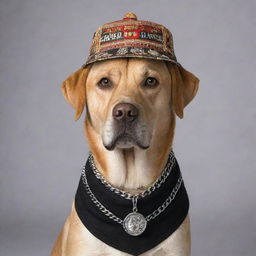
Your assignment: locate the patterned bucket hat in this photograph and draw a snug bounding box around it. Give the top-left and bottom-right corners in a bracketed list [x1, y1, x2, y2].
[83, 12, 178, 67]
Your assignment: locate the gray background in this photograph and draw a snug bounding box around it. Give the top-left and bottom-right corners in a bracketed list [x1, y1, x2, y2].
[0, 0, 255, 255]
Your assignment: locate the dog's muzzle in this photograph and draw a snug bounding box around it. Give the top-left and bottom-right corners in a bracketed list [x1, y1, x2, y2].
[103, 103, 150, 150]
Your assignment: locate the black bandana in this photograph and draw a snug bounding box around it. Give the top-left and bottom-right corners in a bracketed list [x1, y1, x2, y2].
[75, 152, 189, 255]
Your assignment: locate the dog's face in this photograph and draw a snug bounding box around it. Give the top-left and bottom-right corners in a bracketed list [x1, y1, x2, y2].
[85, 58, 173, 150]
[61, 58, 199, 151]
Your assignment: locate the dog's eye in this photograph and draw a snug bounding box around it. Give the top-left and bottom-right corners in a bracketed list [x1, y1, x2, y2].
[144, 77, 159, 88]
[97, 78, 112, 88]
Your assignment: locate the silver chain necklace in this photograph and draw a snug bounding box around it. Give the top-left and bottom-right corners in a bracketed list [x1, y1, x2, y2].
[88, 151, 176, 199]
[81, 151, 183, 236]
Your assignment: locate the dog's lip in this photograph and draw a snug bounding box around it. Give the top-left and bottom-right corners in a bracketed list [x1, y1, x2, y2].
[103, 132, 149, 151]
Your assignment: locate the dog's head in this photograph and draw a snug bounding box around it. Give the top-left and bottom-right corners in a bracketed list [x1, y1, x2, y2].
[61, 58, 199, 151]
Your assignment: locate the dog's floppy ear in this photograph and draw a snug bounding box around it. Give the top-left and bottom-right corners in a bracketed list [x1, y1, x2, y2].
[167, 63, 199, 119]
[61, 66, 91, 120]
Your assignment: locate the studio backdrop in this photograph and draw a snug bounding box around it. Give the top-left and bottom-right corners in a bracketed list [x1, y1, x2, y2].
[0, 0, 255, 256]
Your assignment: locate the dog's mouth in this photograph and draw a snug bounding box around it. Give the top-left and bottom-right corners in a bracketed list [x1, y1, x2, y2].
[103, 131, 150, 151]
[102, 105, 152, 151]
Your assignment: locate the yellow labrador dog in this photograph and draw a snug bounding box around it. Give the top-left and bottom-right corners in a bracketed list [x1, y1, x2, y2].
[51, 58, 199, 256]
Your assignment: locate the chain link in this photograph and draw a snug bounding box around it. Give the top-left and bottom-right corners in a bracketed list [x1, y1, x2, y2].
[132, 196, 138, 212]
[88, 150, 176, 200]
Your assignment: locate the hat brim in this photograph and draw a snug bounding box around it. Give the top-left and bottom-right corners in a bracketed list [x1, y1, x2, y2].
[83, 47, 178, 67]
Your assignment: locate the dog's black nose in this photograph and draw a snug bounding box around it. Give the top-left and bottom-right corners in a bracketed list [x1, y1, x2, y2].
[112, 103, 139, 122]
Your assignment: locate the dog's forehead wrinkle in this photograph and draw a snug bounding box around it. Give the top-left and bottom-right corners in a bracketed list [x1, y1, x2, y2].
[109, 69, 121, 77]
[129, 65, 163, 87]
[95, 68, 121, 78]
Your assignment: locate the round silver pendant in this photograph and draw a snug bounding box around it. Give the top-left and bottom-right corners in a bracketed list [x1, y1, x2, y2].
[123, 212, 147, 236]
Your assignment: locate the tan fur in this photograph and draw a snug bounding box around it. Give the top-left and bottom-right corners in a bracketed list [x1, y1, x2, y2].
[51, 59, 199, 255]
